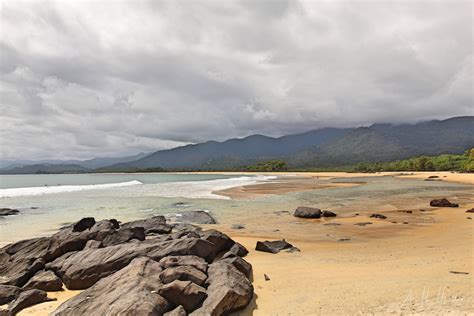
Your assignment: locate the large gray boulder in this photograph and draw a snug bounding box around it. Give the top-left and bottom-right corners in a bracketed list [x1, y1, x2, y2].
[121, 215, 172, 235]
[47, 237, 216, 290]
[159, 280, 207, 313]
[51, 257, 170, 316]
[23, 270, 63, 292]
[191, 261, 253, 315]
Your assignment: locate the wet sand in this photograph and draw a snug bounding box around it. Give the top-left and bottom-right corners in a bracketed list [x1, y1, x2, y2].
[9, 172, 474, 315]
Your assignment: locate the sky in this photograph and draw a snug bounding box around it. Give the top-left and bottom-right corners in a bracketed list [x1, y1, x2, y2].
[1, 0, 473, 160]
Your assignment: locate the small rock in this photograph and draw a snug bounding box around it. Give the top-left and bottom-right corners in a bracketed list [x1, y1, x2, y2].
[354, 222, 373, 226]
[294, 207, 321, 218]
[449, 271, 469, 275]
[403, 222, 409, 224]
[0, 208, 20, 216]
[264, 274, 270, 281]
[322, 210, 337, 217]
[338, 238, 351, 242]
[466, 209, 474, 213]
[323, 223, 341, 226]
[467, 217, 472, 220]
[231, 224, 245, 230]
[370, 214, 387, 219]
[255, 240, 295, 254]
[430, 198, 459, 207]
[428, 175, 439, 179]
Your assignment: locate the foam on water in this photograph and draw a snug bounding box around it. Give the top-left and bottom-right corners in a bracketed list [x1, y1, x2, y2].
[126, 175, 277, 200]
[0, 180, 143, 198]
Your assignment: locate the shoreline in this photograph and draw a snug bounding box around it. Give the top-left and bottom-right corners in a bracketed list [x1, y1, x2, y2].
[3, 172, 473, 315]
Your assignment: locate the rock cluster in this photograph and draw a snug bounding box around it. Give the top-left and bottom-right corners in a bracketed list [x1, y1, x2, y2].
[0, 208, 19, 217]
[0, 216, 253, 315]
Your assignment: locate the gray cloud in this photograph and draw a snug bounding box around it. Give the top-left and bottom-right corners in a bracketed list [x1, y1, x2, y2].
[1, 0, 472, 160]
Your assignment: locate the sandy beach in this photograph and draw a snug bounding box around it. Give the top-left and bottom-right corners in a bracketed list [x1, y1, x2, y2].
[4, 172, 474, 315]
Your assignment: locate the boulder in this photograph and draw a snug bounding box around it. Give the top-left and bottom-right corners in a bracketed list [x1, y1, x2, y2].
[322, 210, 337, 217]
[169, 211, 217, 224]
[72, 217, 96, 232]
[294, 207, 321, 218]
[430, 198, 459, 207]
[0, 237, 49, 287]
[370, 214, 387, 219]
[160, 266, 207, 286]
[0, 285, 21, 305]
[47, 237, 216, 290]
[221, 242, 249, 259]
[101, 227, 145, 247]
[23, 270, 63, 292]
[191, 261, 253, 315]
[8, 289, 55, 315]
[159, 280, 207, 313]
[255, 239, 295, 254]
[164, 305, 187, 316]
[121, 216, 173, 235]
[159, 255, 208, 273]
[200, 230, 235, 255]
[0, 208, 19, 217]
[219, 256, 252, 278]
[51, 257, 170, 316]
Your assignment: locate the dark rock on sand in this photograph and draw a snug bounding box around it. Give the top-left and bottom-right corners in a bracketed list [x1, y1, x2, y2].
[370, 214, 387, 219]
[51, 257, 170, 316]
[354, 222, 373, 226]
[231, 224, 245, 229]
[0, 208, 19, 217]
[0, 285, 21, 305]
[121, 215, 172, 235]
[294, 206, 321, 218]
[466, 208, 474, 213]
[23, 270, 62, 292]
[255, 239, 295, 254]
[323, 223, 341, 226]
[200, 229, 235, 255]
[8, 289, 55, 315]
[191, 261, 253, 315]
[159, 255, 208, 273]
[338, 238, 351, 242]
[164, 305, 187, 316]
[159, 280, 207, 312]
[322, 210, 337, 217]
[430, 198, 459, 207]
[264, 274, 270, 281]
[159, 266, 207, 286]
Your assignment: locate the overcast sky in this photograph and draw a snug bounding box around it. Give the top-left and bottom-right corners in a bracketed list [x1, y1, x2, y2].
[1, 1, 472, 160]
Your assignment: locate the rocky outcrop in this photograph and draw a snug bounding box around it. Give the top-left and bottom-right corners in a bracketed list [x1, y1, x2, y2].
[294, 206, 321, 218]
[430, 198, 459, 207]
[255, 239, 298, 254]
[23, 270, 62, 292]
[7, 289, 55, 315]
[1, 216, 254, 315]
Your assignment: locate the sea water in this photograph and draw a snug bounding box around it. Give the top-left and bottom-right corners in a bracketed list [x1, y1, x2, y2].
[0, 173, 472, 245]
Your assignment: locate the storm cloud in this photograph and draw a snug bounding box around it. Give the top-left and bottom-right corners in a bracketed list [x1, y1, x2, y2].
[1, 0, 472, 160]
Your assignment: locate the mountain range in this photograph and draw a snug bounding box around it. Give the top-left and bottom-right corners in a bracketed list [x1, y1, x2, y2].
[2, 116, 473, 173]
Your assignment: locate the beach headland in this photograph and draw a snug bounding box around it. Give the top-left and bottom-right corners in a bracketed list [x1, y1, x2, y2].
[2, 172, 473, 315]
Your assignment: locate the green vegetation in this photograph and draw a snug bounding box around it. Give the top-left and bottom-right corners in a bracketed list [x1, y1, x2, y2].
[354, 149, 474, 173]
[94, 167, 166, 173]
[241, 160, 289, 172]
